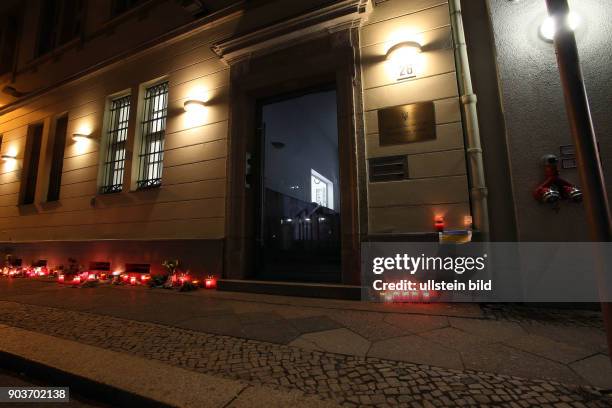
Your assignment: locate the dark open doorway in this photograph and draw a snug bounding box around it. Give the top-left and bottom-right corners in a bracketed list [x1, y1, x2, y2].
[255, 86, 341, 282]
[224, 31, 363, 287]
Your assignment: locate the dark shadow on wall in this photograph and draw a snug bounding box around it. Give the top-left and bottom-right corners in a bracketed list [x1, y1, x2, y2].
[460, 0, 518, 242]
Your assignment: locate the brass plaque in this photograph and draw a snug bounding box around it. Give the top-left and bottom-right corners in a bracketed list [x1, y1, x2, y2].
[378, 102, 436, 146]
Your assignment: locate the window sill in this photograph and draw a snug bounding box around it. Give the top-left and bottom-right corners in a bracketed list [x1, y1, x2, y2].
[134, 182, 162, 192]
[99, 187, 123, 195]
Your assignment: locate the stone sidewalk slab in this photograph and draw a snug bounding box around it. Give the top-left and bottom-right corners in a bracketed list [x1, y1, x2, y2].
[0, 325, 338, 408]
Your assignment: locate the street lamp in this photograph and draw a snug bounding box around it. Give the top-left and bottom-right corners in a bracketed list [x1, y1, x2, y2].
[540, 11, 580, 41]
[544, 0, 612, 362]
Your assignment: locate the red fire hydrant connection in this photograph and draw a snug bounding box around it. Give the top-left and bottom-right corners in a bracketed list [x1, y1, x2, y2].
[533, 154, 583, 208]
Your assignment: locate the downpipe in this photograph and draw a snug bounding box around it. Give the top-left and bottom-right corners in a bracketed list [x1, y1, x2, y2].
[448, 0, 490, 241]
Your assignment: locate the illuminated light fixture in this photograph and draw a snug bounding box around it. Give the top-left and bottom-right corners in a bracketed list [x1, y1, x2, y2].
[540, 11, 581, 41]
[434, 215, 445, 232]
[386, 41, 422, 80]
[183, 99, 206, 113]
[1, 153, 16, 161]
[72, 133, 91, 142]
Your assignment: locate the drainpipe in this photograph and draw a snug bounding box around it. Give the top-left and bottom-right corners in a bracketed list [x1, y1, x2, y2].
[449, 0, 490, 241]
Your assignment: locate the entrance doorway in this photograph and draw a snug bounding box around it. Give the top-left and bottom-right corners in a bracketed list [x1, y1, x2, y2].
[255, 87, 341, 282]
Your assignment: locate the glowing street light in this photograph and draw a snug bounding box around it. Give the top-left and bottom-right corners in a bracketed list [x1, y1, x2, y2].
[540, 11, 580, 41]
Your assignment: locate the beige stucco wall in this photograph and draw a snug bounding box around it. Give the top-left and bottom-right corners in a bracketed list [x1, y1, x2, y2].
[0, 0, 471, 244]
[0, 37, 228, 241]
[0, 2, 238, 242]
[359, 0, 470, 234]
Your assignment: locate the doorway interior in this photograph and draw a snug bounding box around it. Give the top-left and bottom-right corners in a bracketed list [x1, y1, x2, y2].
[255, 86, 341, 282]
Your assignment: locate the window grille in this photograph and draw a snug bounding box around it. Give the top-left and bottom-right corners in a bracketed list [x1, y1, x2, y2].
[100, 95, 131, 194]
[137, 81, 168, 189]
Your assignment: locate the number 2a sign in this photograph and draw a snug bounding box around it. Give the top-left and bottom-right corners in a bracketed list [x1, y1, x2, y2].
[398, 63, 416, 80]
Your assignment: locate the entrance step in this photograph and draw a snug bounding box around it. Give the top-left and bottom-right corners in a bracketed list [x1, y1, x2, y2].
[217, 279, 361, 300]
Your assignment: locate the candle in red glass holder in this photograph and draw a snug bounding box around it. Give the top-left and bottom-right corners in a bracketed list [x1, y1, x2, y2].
[204, 277, 217, 289]
[121, 274, 129, 283]
[434, 215, 445, 232]
[58, 274, 65, 283]
[87, 273, 97, 281]
[72, 276, 81, 285]
[130, 276, 137, 285]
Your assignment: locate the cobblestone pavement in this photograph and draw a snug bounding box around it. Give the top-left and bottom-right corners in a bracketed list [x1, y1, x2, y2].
[0, 300, 610, 407]
[481, 304, 604, 328]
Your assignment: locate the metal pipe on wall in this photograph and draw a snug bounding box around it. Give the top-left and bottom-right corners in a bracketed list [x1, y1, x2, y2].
[448, 0, 490, 240]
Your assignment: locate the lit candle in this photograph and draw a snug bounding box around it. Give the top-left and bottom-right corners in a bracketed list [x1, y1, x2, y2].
[204, 277, 217, 289]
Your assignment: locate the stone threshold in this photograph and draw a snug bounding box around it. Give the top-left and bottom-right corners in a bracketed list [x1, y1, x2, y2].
[217, 279, 361, 300]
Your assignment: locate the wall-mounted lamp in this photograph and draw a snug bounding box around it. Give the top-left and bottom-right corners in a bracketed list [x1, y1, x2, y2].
[540, 11, 580, 41]
[386, 41, 422, 80]
[1, 153, 16, 162]
[72, 133, 91, 142]
[183, 99, 206, 114]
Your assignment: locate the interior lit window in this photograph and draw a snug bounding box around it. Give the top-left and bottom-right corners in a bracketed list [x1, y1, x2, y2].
[311, 169, 334, 210]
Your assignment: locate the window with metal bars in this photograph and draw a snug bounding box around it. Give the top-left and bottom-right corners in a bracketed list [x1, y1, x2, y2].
[100, 95, 131, 194]
[137, 81, 168, 189]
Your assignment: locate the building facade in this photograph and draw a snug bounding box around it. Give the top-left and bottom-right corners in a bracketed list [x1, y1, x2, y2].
[0, 0, 609, 287]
